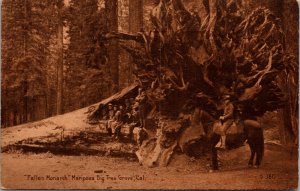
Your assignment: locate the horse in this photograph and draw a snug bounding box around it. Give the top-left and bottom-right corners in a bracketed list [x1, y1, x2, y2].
[199, 110, 264, 171]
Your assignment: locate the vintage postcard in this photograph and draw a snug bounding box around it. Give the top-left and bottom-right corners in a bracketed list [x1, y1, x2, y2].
[1, 0, 298, 190]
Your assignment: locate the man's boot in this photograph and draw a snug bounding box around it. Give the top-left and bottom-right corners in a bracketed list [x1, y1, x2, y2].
[220, 135, 226, 149]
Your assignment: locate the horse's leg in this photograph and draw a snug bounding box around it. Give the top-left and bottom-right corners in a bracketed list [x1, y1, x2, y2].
[212, 146, 218, 170]
[255, 129, 264, 168]
[255, 143, 264, 168]
[248, 143, 255, 167]
[254, 151, 261, 168]
[211, 133, 221, 171]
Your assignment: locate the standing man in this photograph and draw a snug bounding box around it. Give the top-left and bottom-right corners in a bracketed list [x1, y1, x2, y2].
[135, 88, 147, 128]
[108, 103, 115, 120]
[219, 95, 234, 149]
[124, 99, 132, 123]
[113, 105, 124, 139]
[106, 103, 115, 136]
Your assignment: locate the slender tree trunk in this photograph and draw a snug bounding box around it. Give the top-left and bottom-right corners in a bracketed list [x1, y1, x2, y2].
[34, 95, 46, 120]
[31, 97, 34, 121]
[9, 111, 14, 127]
[14, 110, 18, 125]
[23, 81, 29, 122]
[278, 73, 296, 144]
[23, 0, 30, 122]
[2, 88, 7, 127]
[5, 110, 9, 127]
[46, 89, 51, 117]
[105, 0, 119, 92]
[1, 107, 5, 127]
[56, 2, 64, 115]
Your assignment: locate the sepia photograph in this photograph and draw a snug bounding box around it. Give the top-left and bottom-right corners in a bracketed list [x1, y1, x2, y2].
[1, 0, 299, 189]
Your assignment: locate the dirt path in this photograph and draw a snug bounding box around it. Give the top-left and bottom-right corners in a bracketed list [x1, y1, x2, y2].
[1, 145, 298, 190]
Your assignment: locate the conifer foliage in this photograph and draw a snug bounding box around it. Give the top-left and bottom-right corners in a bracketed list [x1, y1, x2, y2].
[1, 0, 111, 126]
[2, 0, 56, 126]
[64, 0, 111, 112]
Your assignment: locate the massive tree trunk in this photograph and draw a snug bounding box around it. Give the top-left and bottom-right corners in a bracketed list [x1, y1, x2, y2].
[56, 1, 64, 115]
[129, 0, 143, 33]
[127, 0, 143, 85]
[280, 0, 298, 144]
[263, 0, 298, 144]
[105, 0, 119, 92]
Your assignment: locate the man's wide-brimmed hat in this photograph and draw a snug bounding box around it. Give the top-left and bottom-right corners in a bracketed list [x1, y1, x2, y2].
[223, 95, 231, 100]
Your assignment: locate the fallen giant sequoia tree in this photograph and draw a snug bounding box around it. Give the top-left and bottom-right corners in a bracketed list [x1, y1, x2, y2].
[94, 0, 296, 167]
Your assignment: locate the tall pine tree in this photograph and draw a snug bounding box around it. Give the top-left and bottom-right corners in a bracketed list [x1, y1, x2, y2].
[2, 0, 56, 126]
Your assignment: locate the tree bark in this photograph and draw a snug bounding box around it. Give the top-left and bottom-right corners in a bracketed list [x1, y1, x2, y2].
[129, 0, 143, 33]
[270, 0, 297, 144]
[56, 1, 64, 115]
[105, 0, 119, 92]
[281, 0, 299, 144]
[23, 0, 30, 122]
[128, 0, 143, 85]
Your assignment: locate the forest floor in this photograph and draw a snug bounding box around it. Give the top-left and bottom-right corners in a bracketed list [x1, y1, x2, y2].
[1, 143, 298, 190]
